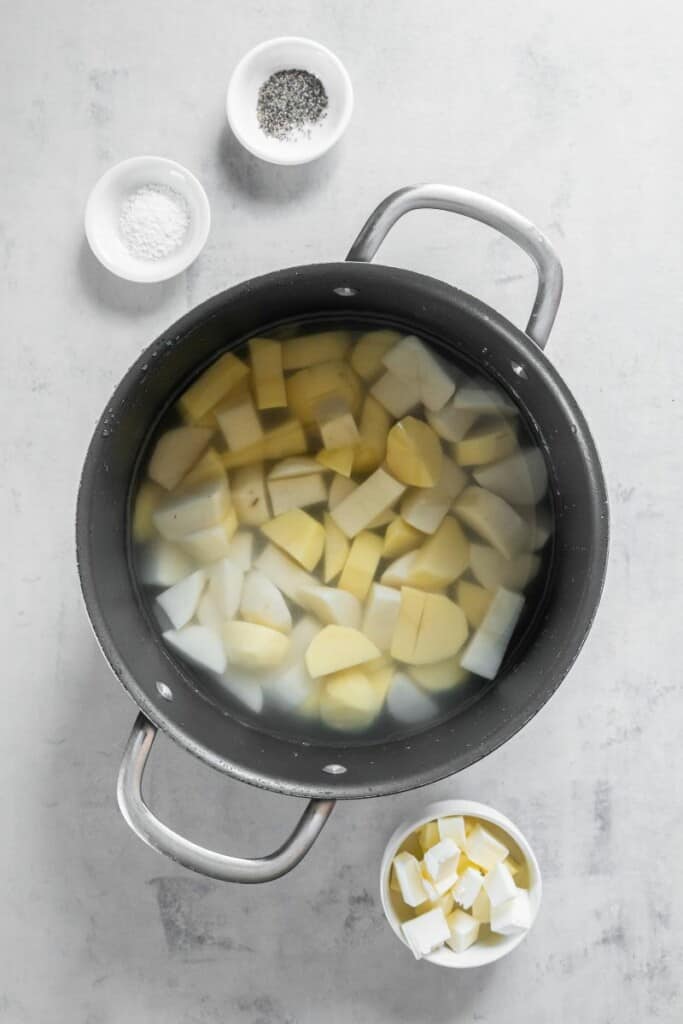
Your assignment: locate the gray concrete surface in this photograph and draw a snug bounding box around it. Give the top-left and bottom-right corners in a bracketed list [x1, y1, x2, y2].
[2, 1, 681, 1021]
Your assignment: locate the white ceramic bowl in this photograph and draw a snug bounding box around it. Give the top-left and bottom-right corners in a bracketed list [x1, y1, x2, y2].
[85, 156, 211, 283]
[380, 800, 542, 968]
[227, 37, 353, 165]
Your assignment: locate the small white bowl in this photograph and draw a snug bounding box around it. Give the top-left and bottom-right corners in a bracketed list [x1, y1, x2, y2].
[380, 800, 542, 968]
[227, 37, 353, 165]
[85, 156, 211, 283]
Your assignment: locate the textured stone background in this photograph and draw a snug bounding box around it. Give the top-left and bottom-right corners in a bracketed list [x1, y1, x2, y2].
[1, 1, 681, 1021]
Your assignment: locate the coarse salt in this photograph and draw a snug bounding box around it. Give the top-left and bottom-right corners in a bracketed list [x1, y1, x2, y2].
[119, 184, 190, 261]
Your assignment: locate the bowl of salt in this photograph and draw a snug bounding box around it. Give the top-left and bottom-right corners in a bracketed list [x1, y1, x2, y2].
[85, 156, 211, 283]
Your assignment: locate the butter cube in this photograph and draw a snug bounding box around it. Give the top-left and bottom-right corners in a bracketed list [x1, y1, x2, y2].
[418, 820, 441, 853]
[453, 867, 484, 910]
[445, 909, 480, 953]
[392, 851, 429, 908]
[215, 391, 263, 452]
[465, 823, 509, 871]
[471, 887, 491, 924]
[249, 337, 286, 409]
[331, 468, 405, 539]
[402, 908, 450, 959]
[437, 816, 467, 847]
[267, 473, 327, 516]
[338, 531, 383, 601]
[482, 861, 518, 907]
[424, 838, 461, 889]
[261, 510, 325, 571]
[418, 862, 439, 902]
[371, 370, 421, 418]
[323, 512, 349, 583]
[490, 890, 531, 936]
[427, 892, 455, 917]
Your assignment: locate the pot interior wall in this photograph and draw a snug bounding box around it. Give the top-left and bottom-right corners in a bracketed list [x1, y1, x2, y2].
[77, 262, 608, 799]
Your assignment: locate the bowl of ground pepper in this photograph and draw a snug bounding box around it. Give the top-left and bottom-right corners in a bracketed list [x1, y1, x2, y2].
[227, 37, 353, 165]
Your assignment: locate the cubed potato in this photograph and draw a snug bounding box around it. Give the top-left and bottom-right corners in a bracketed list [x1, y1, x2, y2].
[223, 621, 290, 669]
[386, 417, 443, 487]
[409, 656, 468, 692]
[286, 361, 362, 425]
[353, 394, 392, 474]
[515, 504, 553, 551]
[401, 456, 468, 534]
[137, 540, 194, 588]
[215, 390, 263, 453]
[153, 477, 232, 540]
[267, 473, 327, 516]
[219, 674, 264, 714]
[221, 420, 308, 470]
[207, 557, 244, 618]
[338, 531, 383, 601]
[316, 395, 360, 450]
[473, 448, 548, 505]
[328, 474, 356, 509]
[178, 448, 226, 492]
[350, 329, 401, 382]
[261, 510, 325, 571]
[226, 530, 254, 571]
[132, 480, 165, 542]
[387, 672, 436, 723]
[383, 335, 455, 412]
[249, 337, 286, 410]
[362, 583, 401, 652]
[454, 487, 530, 559]
[299, 585, 362, 629]
[330, 468, 405, 538]
[261, 616, 322, 712]
[453, 382, 518, 418]
[240, 568, 292, 633]
[316, 445, 354, 477]
[454, 420, 518, 467]
[196, 591, 223, 632]
[178, 507, 239, 563]
[281, 330, 352, 370]
[460, 587, 525, 679]
[268, 457, 324, 479]
[371, 370, 421, 418]
[391, 589, 468, 665]
[367, 507, 397, 529]
[426, 401, 477, 443]
[156, 570, 206, 630]
[163, 625, 227, 674]
[254, 544, 316, 606]
[469, 544, 541, 590]
[321, 511, 349, 584]
[320, 667, 386, 730]
[231, 463, 270, 526]
[380, 549, 420, 589]
[456, 579, 494, 628]
[178, 352, 249, 421]
[409, 517, 470, 589]
[382, 517, 424, 559]
[148, 427, 213, 490]
[304, 625, 381, 678]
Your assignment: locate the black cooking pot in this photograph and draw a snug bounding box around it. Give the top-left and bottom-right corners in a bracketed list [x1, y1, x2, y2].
[77, 186, 608, 883]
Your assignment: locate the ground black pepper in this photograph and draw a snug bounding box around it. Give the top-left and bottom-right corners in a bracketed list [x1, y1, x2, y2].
[256, 69, 329, 141]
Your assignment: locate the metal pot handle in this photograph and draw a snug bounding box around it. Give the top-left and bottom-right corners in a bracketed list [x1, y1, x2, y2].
[347, 184, 563, 349]
[117, 714, 335, 883]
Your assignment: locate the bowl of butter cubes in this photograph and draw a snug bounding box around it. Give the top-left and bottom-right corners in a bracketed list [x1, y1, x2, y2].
[380, 799, 542, 967]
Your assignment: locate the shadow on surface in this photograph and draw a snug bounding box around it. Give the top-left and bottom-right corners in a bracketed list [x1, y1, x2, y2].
[77, 238, 183, 316]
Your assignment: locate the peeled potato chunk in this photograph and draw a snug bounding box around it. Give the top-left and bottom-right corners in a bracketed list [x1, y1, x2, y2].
[386, 416, 443, 488]
[473, 448, 548, 506]
[254, 544, 316, 606]
[240, 568, 292, 633]
[426, 402, 477, 443]
[282, 330, 352, 370]
[261, 510, 325, 571]
[316, 396, 360, 450]
[179, 508, 239, 563]
[391, 588, 468, 665]
[454, 421, 518, 467]
[267, 473, 327, 516]
[331, 468, 405, 538]
[469, 544, 540, 591]
[305, 625, 381, 678]
[453, 382, 518, 418]
[215, 391, 263, 453]
[454, 486, 530, 559]
[132, 481, 165, 542]
[338, 530, 383, 601]
[316, 446, 354, 477]
[164, 625, 227, 674]
[409, 656, 469, 692]
[323, 512, 349, 583]
[299, 585, 362, 629]
[353, 394, 393, 474]
[287, 360, 362, 425]
[382, 517, 425, 559]
[249, 337, 286, 410]
[320, 667, 387, 730]
[371, 370, 421, 418]
[221, 419, 307, 470]
[401, 456, 468, 534]
[351, 329, 401, 382]
[381, 549, 420, 589]
[409, 516, 470, 589]
[460, 587, 525, 679]
[383, 335, 455, 412]
[148, 427, 213, 490]
[178, 352, 249, 422]
[231, 463, 270, 526]
[456, 579, 494, 628]
[178, 448, 226, 491]
[153, 476, 231, 540]
[224, 621, 290, 669]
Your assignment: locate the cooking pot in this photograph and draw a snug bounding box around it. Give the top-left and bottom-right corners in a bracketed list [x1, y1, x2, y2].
[77, 185, 608, 883]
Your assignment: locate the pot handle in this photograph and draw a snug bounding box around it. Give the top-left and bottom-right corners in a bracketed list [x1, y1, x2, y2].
[117, 714, 335, 883]
[347, 185, 563, 350]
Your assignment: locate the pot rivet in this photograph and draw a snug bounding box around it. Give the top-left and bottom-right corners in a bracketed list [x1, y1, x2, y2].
[511, 361, 528, 379]
[322, 763, 347, 775]
[156, 681, 174, 701]
[333, 286, 358, 297]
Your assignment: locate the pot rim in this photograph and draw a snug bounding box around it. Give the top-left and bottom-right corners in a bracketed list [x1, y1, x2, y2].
[76, 260, 609, 800]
